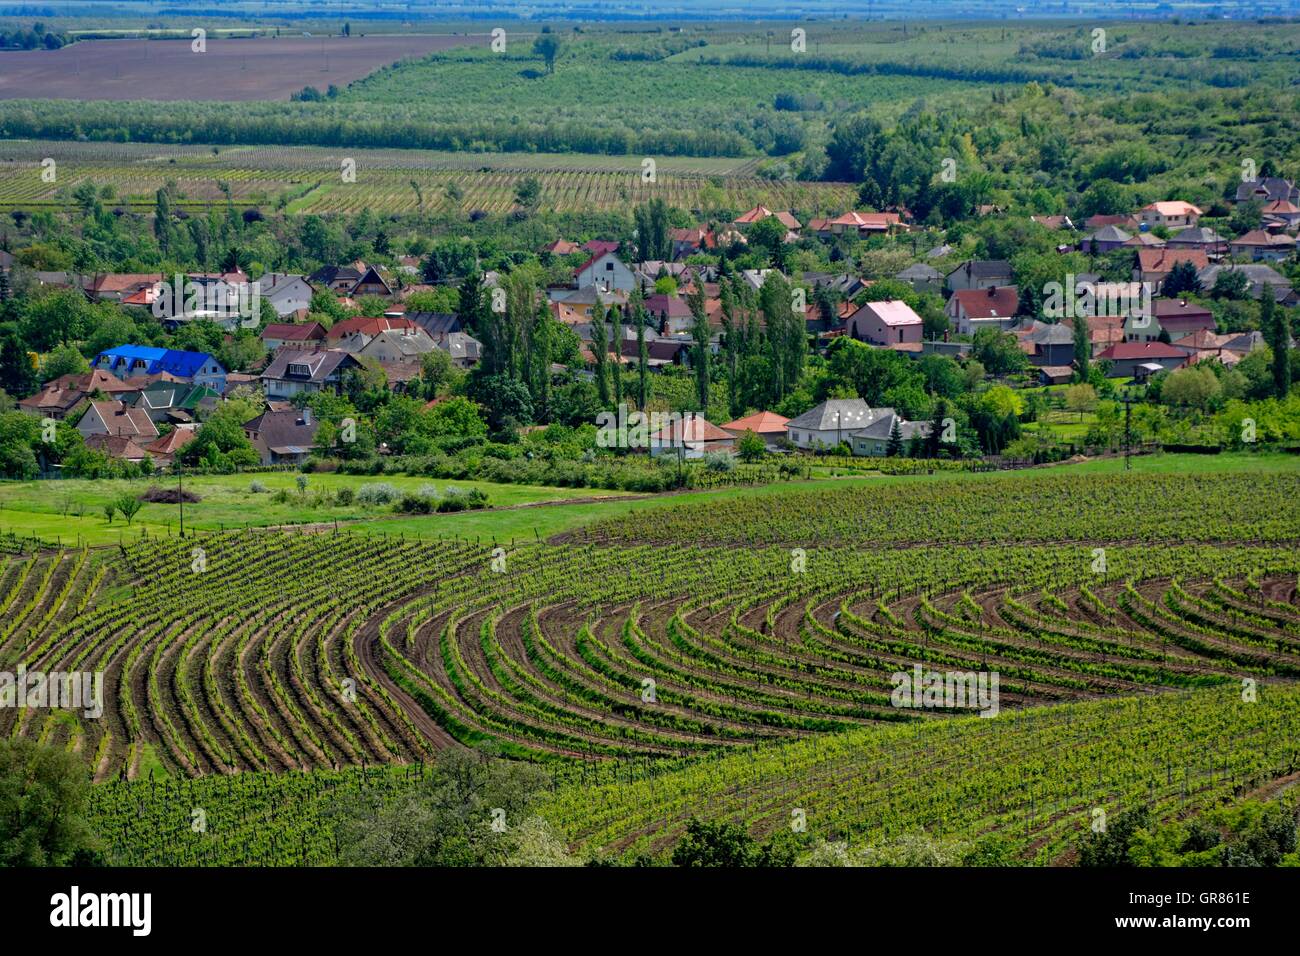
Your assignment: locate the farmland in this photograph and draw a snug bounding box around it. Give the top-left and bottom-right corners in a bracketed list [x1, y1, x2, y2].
[0, 35, 472, 101]
[0, 140, 856, 215]
[2, 463, 1300, 868]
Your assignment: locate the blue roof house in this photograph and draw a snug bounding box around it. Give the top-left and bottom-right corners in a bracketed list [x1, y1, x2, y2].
[93, 345, 227, 391]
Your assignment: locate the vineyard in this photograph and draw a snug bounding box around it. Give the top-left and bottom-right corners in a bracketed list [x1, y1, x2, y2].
[0, 140, 855, 215]
[2, 466, 1299, 862]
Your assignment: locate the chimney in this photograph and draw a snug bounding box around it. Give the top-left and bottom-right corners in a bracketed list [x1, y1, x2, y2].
[301, 407, 311, 427]
[987, 285, 997, 296]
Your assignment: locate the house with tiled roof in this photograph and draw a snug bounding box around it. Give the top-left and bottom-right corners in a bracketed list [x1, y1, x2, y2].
[1084, 214, 1139, 232]
[849, 409, 930, 458]
[262, 321, 326, 351]
[647, 415, 735, 459]
[1134, 249, 1209, 292]
[575, 250, 635, 293]
[326, 316, 420, 352]
[1138, 201, 1203, 230]
[359, 328, 436, 365]
[93, 346, 226, 391]
[83, 273, 164, 304]
[848, 299, 923, 347]
[243, 408, 320, 466]
[1197, 263, 1298, 306]
[84, 433, 154, 463]
[1081, 224, 1132, 252]
[946, 286, 1020, 335]
[720, 411, 789, 449]
[540, 239, 581, 256]
[77, 400, 159, 442]
[258, 273, 315, 318]
[945, 260, 1012, 293]
[144, 424, 198, 466]
[896, 263, 942, 294]
[1235, 177, 1299, 206]
[669, 227, 716, 259]
[1166, 226, 1229, 256]
[785, 398, 875, 450]
[1140, 299, 1216, 343]
[1261, 200, 1300, 228]
[261, 348, 361, 400]
[1095, 341, 1189, 378]
[1229, 230, 1296, 263]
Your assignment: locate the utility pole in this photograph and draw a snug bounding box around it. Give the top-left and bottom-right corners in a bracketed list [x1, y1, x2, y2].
[1120, 390, 1135, 471]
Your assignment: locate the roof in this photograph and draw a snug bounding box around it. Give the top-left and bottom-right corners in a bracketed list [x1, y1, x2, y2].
[262, 322, 326, 342]
[1142, 201, 1203, 217]
[1152, 299, 1214, 320]
[541, 239, 581, 255]
[896, 263, 942, 280]
[1169, 226, 1227, 244]
[952, 286, 1019, 319]
[407, 312, 463, 337]
[51, 369, 134, 394]
[648, 416, 734, 444]
[362, 329, 435, 358]
[830, 211, 901, 230]
[946, 259, 1012, 280]
[721, 411, 789, 434]
[83, 434, 152, 460]
[145, 425, 198, 457]
[262, 348, 357, 383]
[1262, 200, 1300, 214]
[1136, 249, 1209, 273]
[786, 398, 876, 432]
[1086, 225, 1132, 243]
[1028, 322, 1074, 345]
[86, 400, 158, 438]
[1231, 230, 1296, 248]
[1197, 263, 1291, 288]
[851, 409, 930, 442]
[582, 240, 620, 256]
[243, 409, 320, 450]
[1096, 341, 1189, 360]
[854, 299, 923, 327]
[574, 249, 624, 277]
[327, 316, 418, 339]
[95, 345, 222, 380]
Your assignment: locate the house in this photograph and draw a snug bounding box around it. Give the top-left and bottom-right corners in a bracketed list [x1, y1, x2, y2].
[848, 300, 923, 347]
[350, 265, 393, 297]
[946, 286, 1020, 335]
[144, 424, 198, 467]
[945, 260, 1013, 292]
[785, 399, 876, 450]
[93, 346, 227, 391]
[1235, 177, 1299, 206]
[83, 433, 154, 463]
[1197, 264, 1298, 305]
[1084, 214, 1140, 232]
[575, 251, 636, 293]
[1138, 201, 1203, 230]
[17, 369, 136, 420]
[612, 337, 689, 369]
[1123, 232, 1166, 249]
[308, 263, 365, 294]
[647, 415, 735, 459]
[669, 227, 716, 259]
[407, 312, 464, 341]
[1038, 366, 1074, 386]
[733, 206, 801, 233]
[258, 273, 315, 317]
[438, 332, 483, 369]
[1080, 225, 1132, 253]
[815, 211, 904, 238]
[77, 400, 159, 442]
[260, 348, 360, 400]
[1016, 321, 1075, 367]
[326, 315, 420, 353]
[359, 328, 436, 365]
[82, 273, 163, 304]
[1166, 226, 1229, 256]
[581, 239, 620, 257]
[720, 411, 789, 450]
[1031, 215, 1074, 231]
[128, 382, 220, 424]
[540, 239, 581, 256]
[643, 293, 696, 335]
[1094, 341, 1189, 379]
[1148, 299, 1216, 342]
[1228, 230, 1296, 263]
[848, 409, 929, 458]
[242, 408, 320, 466]
[895, 263, 942, 294]
[1134, 249, 1209, 292]
[262, 322, 327, 351]
[1261, 200, 1300, 229]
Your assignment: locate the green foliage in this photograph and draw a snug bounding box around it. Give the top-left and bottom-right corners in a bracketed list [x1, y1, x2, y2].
[0, 740, 99, 866]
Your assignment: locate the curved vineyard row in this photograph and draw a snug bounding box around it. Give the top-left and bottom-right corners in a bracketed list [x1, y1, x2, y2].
[3, 528, 1298, 781]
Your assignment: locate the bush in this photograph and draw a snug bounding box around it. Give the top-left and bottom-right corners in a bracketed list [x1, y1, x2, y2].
[356, 482, 400, 505]
[395, 493, 434, 514]
[249, 480, 268, 494]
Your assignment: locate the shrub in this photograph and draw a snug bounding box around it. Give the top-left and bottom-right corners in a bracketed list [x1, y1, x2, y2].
[356, 482, 400, 505]
[335, 487, 355, 506]
[249, 480, 268, 494]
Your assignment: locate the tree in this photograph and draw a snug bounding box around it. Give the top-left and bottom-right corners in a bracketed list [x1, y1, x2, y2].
[630, 291, 649, 410]
[1162, 364, 1222, 412]
[0, 326, 36, 398]
[590, 305, 610, 406]
[972, 327, 1029, 376]
[1261, 292, 1291, 398]
[1063, 383, 1098, 421]
[1072, 317, 1092, 382]
[1211, 269, 1250, 301]
[514, 176, 542, 211]
[736, 429, 766, 462]
[670, 818, 798, 867]
[419, 348, 455, 398]
[1162, 260, 1202, 297]
[0, 740, 99, 866]
[886, 419, 904, 457]
[115, 493, 143, 526]
[686, 280, 711, 410]
[39, 344, 90, 382]
[533, 31, 561, 75]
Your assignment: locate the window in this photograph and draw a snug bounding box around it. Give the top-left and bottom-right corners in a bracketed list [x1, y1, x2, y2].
[605, 261, 614, 271]
[288, 363, 310, 378]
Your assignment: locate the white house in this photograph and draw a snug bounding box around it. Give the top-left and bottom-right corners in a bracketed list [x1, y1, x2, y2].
[575, 251, 636, 293]
[785, 399, 876, 450]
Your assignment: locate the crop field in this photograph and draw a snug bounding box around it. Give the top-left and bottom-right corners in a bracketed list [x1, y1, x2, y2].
[0, 140, 855, 215]
[0, 35, 472, 101]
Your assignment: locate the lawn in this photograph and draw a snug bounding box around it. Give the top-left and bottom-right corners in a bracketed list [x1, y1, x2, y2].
[0, 472, 635, 546]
